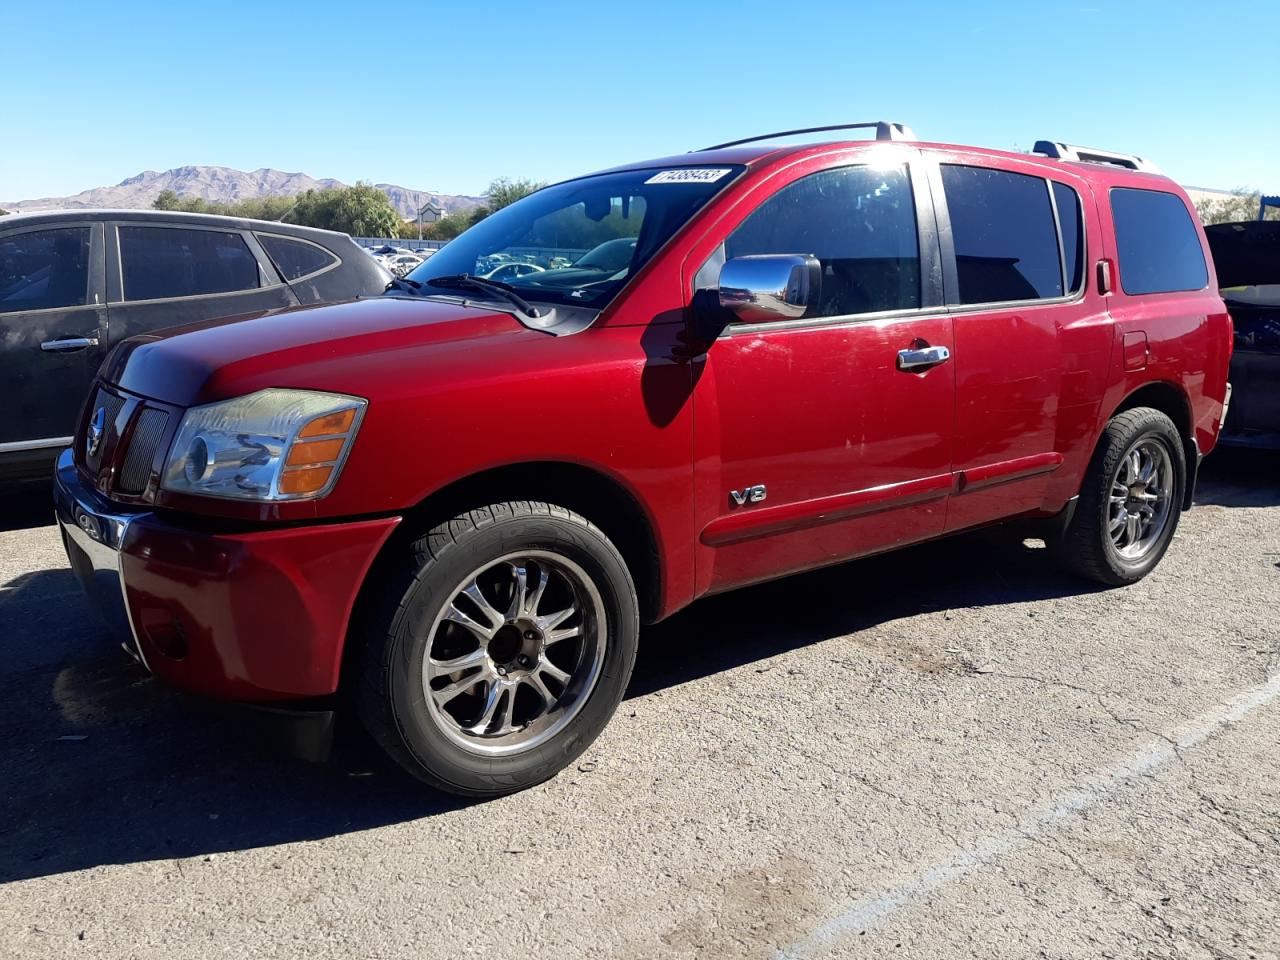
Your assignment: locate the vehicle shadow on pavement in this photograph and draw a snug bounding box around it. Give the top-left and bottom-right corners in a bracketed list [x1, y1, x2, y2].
[1, 462, 1273, 884]
[629, 525, 1095, 698]
[0, 562, 471, 885]
[0, 651, 469, 884]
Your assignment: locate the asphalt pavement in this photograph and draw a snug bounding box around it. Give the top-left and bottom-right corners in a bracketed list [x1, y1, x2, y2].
[1, 451, 1278, 959]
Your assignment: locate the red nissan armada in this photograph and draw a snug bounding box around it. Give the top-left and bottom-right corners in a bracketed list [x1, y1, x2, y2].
[55, 123, 1233, 796]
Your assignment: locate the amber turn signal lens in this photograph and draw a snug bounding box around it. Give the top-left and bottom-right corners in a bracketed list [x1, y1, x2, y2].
[278, 466, 334, 495]
[299, 408, 356, 438]
[286, 438, 344, 467]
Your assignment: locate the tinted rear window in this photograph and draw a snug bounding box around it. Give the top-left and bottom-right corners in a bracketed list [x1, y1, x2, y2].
[1110, 188, 1208, 295]
[941, 165, 1063, 304]
[119, 226, 261, 301]
[258, 234, 338, 281]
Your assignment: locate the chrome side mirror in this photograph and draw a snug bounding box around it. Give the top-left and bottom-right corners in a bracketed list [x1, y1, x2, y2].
[718, 254, 821, 324]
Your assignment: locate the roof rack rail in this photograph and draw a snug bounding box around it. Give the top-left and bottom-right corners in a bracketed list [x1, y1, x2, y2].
[697, 121, 916, 153]
[1032, 140, 1162, 175]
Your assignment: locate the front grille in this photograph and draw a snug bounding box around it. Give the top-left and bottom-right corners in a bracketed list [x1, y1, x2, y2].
[117, 408, 169, 494]
[77, 381, 178, 501]
[85, 387, 126, 473]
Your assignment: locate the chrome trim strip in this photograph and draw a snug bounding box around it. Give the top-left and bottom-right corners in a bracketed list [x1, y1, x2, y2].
[957, 452, 1065, 494]
[0, 437, 73, 453]
[0, 301, 103, 319]
[53, 449, 151, 670]
[723, 306, 947, 337]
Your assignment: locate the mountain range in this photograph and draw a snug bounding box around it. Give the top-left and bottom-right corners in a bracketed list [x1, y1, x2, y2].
[1, 166, 485, 219]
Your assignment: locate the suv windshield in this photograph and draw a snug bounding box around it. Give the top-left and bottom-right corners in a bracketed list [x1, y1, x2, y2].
[405, 166, 743, 310]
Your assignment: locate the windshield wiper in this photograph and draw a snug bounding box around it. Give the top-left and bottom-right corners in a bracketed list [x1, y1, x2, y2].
[385, 276, 422, 295]
[424, 274, 541, 318]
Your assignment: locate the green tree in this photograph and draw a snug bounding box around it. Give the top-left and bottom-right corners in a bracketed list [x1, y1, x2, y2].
[153, 189, 298, 221]
[410, 179, 543, 240]
[1194, 188, 1279, 226]
[285, 183, 399, 236]
[419, 212, 474, 241]
[485, 177, 544, 212]
[153, 189, 205, 212]
[230, 195, 296, 221]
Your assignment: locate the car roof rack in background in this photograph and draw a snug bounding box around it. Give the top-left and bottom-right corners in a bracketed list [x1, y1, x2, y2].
[1032, 140, 1163, 174]
[697, 121, 916, 152]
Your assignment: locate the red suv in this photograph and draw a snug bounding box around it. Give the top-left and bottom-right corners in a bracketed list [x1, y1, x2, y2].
[55, 123, 1232, 796]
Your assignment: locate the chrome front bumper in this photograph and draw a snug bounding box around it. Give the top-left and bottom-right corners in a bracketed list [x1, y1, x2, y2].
[53, 448, 151, 668]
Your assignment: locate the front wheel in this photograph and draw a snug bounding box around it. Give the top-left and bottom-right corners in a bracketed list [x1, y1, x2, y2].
[357, 502, 639, 797]
[1058, 407, 1186, 586]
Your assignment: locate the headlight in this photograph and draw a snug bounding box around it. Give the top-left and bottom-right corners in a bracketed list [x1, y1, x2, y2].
[161, 389, 366, 501]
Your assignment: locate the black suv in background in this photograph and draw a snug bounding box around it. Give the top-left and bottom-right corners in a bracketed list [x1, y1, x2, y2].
[1205, 220, 1280, 448]
[0, 210, 391, 480]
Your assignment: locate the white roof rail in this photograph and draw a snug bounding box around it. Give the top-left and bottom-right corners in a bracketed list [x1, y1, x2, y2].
[1033, 140, 1162, 175]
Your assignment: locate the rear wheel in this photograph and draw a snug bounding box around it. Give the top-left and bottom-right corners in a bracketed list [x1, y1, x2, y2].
[1058, 407, 1186, 585]
[357, 501, 638, 797]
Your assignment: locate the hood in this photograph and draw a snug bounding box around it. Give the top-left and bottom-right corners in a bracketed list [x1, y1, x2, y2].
[1205, 221, 1280, 290]
[104, 295, 533, 407]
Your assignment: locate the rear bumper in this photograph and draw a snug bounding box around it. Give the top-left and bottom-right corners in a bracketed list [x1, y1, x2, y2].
[54, 449, 400, 701]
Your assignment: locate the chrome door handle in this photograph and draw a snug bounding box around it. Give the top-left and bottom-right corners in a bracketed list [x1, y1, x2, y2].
[897, 344, 950, 370]
[40, 337, 99, 353]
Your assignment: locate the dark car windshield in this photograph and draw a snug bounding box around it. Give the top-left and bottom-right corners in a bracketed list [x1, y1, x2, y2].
[405, 166, 743, 310]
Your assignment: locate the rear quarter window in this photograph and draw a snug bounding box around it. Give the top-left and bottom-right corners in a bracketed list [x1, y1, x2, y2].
[1110, 188, 1208, 295]
[257, 234, 339, 281]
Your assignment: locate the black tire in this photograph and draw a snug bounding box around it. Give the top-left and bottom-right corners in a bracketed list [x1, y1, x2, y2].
[1058, 407, 1186, 586]
[356, 501, 638, 797]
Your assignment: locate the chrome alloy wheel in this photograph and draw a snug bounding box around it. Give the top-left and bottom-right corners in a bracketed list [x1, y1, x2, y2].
[1108, 438, 1174, 560]
[422, 550, 606, 756]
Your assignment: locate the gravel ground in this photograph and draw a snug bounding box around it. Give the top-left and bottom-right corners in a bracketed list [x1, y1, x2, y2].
[1, 450, 1278, 960]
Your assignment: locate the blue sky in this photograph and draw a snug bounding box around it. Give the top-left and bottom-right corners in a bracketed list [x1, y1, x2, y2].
[3, 0, 1277, 201]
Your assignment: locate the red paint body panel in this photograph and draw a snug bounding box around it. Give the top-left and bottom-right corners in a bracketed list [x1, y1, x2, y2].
[690, 312, 955, 592]
[79, 136, 1232, 703]
[936, 152, 1114, 532]
[119, 515, 399, 699]
[1123, 332, 1149, 371]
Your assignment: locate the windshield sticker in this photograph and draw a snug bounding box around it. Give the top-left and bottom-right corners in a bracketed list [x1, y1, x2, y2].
[644, 168, 733, 185]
